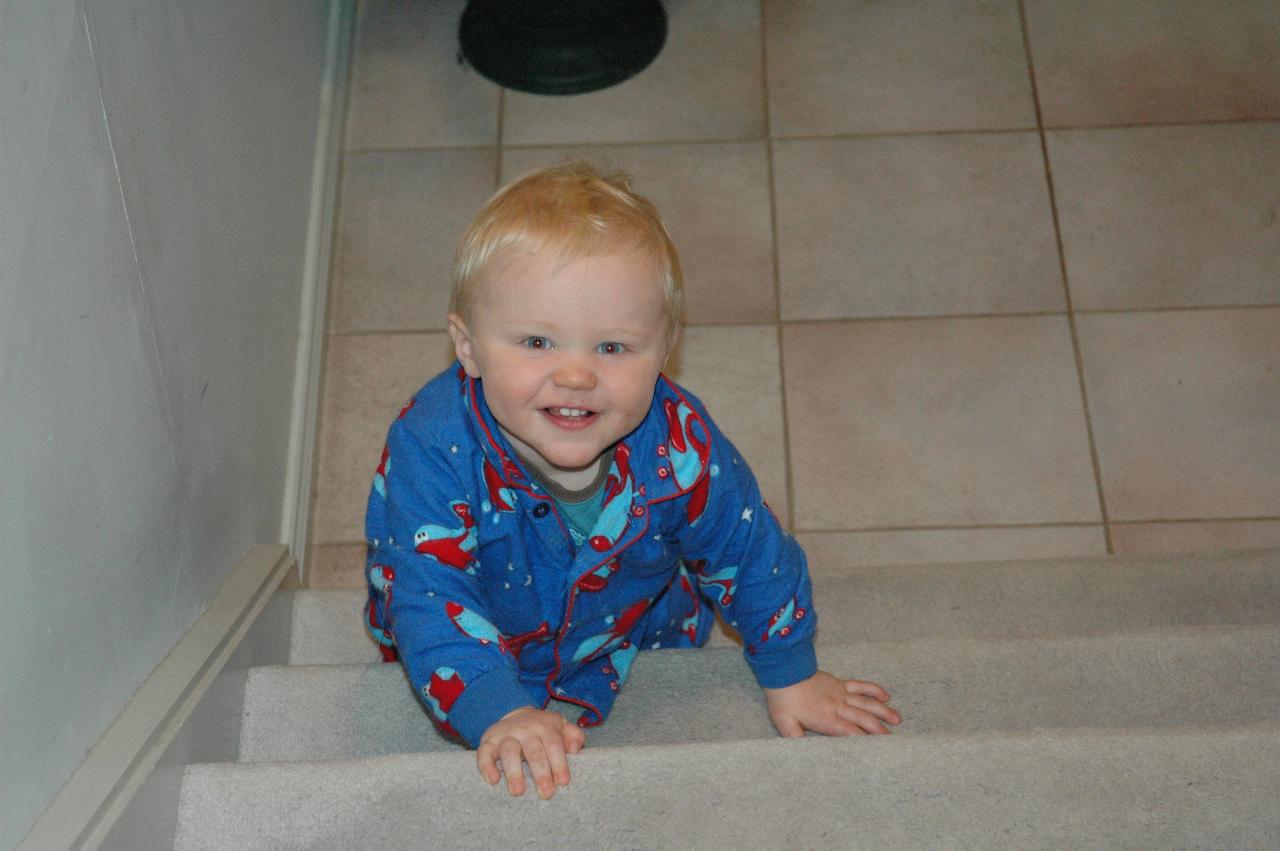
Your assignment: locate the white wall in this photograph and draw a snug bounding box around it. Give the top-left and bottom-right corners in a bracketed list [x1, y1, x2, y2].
[0, 2, 331, 846]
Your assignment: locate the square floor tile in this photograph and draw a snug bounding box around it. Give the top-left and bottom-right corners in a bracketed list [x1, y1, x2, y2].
[783, 317, 1101, 529]
[666, 325, 789, 523]
[312, 332, 457, 542]
[502, 0, 764, 145]
[345, 0, 498, 149]
[773, 134, 1063, 320]
[501, 142, 776, 324]
[1026, 0, 1280, 127]
[1050, 124, 1280, 311]
[764, 0, 1035, 137]
[332, 149, 495, 333]
[1077, 309, 1280, 521]
[795, 526, 1106, 574]
[1111, 520, 1280, 557]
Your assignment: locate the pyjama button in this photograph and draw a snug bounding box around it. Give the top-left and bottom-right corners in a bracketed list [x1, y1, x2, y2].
[532, 503, 550, 518]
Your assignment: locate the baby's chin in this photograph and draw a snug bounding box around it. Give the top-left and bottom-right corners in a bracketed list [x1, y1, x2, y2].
[539, 444, 608, 473]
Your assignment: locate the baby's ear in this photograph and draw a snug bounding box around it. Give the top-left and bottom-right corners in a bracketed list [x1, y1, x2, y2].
[662, 324, 683, 367]
[447, 313, 481, 377]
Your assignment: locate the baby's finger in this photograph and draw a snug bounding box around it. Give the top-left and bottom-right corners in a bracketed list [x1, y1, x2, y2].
[476, 741, 502, 785]
[543, 734, 572, 788]
[845, 679, 892, 703]
[847, 694, 902, 726]
[817, 714, 866, 737]
[562, 719, 587, 754]
[522, 738, 556, 800]
[837, 703, 891, 735]
[497, 738, 527, 796]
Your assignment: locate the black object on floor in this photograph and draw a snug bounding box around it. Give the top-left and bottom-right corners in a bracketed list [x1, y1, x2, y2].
[459, 0, 667, 96]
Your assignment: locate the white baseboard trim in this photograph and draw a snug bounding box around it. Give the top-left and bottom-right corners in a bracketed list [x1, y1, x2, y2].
[280, 0, 356, 579]
[16, 545, 293, 851]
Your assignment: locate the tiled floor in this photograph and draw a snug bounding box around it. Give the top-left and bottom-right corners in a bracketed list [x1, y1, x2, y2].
[305, 0, 1280, 588]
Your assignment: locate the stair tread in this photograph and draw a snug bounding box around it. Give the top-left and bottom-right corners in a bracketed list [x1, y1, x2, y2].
[238, 625, 1280, 762]
[285, 548, 1280, 664]
[178, 725, 1280, 850]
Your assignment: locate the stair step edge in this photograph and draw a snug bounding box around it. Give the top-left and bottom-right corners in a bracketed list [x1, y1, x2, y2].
[192, 719, 1280, 773]
[253, 621, 1280, 677]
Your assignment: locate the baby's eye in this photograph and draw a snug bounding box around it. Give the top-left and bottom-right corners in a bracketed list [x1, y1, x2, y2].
[523, 336, 550, 350]
[597, 341, 626, 355]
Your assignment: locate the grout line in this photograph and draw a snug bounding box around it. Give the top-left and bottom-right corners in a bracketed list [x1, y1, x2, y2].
[776, 115, 1280, 142]
[503, 136, 766, 152]
[791, 517, 1280, 536]
[328, 300, 1280, 339]
[757, 0, 795, 531]
[778, 310, 1068, 325]
[1076, 302, 1280, 316]
[343, 143, 501, 156]
[330, 327, 456, 338]
[314, 515, 1280, 547]
[793, 522, 1105, 535]
[1109, 516, 1280, 526]
[340, 117, 1280, 158]
[329, 315, 1060, 338]
[774, 126, 1040, 143]
[1042, 115, 1280, 134]
[779, 304, 1280, 323]
[346, 136, 764, 156]
[1017, 0, 1114, 555]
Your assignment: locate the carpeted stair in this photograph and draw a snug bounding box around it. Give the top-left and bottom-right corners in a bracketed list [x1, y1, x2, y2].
[171, 549, 1280, 849]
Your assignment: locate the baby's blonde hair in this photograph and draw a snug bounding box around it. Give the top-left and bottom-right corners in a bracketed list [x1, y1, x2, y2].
[450, 161, 684, 350]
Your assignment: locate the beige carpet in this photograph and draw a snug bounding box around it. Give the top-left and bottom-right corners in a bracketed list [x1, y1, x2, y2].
[176, 549, 1280, 849]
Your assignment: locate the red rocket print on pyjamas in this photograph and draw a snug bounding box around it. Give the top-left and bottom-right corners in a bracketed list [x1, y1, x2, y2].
[571, 598, 651, 663]
[414, 501, 478, 573]
[373, 400, 416, 500]
[364, 597, 398, 662]
[366, 563, 399, 661]
[747, 596, 807, 655]
[369, 563, 395, 601]
[677, 568, 702, 644]
[662, 398, 711, 524]
[588, 443, 637, 553]
[445, 600, 512, 655]
[576, 557, 621, 593]
[423, 667, 465, 738]
[483, 457, 517, 513]
[374, 444, 391, 499]
[688, 558, 738, 607]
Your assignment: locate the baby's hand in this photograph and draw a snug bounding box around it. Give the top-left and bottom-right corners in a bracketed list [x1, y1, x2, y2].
[763, 670, 901, 737]
[477, 706, 586, 799]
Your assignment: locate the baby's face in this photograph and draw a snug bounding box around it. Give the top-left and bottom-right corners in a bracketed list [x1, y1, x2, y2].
[450, 249, 671, 474]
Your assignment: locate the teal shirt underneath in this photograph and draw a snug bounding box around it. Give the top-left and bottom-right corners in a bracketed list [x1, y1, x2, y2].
[555, 487, 607, 550]
[515, 449, 611, 551]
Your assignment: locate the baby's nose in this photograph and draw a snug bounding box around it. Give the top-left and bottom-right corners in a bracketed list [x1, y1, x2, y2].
[553, 358, 596, 391]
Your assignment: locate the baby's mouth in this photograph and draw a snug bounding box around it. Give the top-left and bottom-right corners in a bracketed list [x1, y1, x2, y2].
[542, 406, 598, 430]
